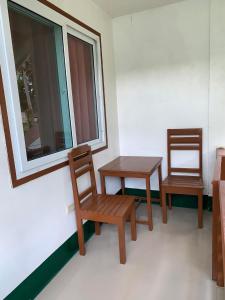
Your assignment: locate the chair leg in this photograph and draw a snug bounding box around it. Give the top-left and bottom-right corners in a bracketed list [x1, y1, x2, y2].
[162, 188, 167, 224]
[130, 204, 137, 241]
[95, 222, 101, 235]
[168, 194, 172, 210]
[198, 193, 203, 228]
[77, 218, 86, 255]
[118, 221, 126, 264]
[146, 176, 153, 231]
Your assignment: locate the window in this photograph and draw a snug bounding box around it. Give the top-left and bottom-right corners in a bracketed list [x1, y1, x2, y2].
[0, 0, 107, 184]
[8, 2, 73, 162]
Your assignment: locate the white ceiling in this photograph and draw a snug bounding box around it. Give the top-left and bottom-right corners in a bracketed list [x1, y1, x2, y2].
[92, 0, 186, 17]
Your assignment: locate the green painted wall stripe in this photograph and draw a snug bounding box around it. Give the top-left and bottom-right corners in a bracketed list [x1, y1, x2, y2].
[4, 189, 212, 300]
[117, 188, 212, 211]
[4, 221, 95, 300]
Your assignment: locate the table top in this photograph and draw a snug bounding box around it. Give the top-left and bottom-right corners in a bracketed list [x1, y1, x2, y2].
[99, 156, 162, 176]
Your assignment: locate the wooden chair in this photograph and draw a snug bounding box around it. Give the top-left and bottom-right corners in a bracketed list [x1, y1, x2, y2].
[161, 128, 204, 228]
[68, 145, 137, 264]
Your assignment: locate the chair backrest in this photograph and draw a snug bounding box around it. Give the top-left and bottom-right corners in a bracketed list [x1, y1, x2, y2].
[68, 145, 97, 210]
[167, 128, 203, 177]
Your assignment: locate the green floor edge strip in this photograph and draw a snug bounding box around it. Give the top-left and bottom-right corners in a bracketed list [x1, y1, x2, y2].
[5, 190, 212, 300]
[4, 221, 95, 300]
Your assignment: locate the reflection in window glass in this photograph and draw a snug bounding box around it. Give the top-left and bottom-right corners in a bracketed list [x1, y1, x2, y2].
[8, 1, 72, 161]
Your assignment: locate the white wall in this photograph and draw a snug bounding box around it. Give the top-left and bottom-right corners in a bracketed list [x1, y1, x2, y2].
[113, 0, 211, 192]
[0, 0, 120, 298]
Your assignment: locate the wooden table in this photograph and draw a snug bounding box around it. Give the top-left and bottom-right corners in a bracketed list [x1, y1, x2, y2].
[98, 156, 163, 231]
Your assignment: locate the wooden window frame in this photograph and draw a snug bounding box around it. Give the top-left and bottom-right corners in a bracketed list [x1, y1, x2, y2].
[0, 0, 108, 188]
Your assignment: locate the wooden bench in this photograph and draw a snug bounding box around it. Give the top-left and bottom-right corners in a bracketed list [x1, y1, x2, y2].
[219, 180, 225, 288]
[212, 148, 225, 286]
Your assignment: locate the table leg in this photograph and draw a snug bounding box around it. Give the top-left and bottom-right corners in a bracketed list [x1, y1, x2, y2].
[146, 176, 153, 231]
[162, 187, 167, 224]
[158, 164, 162, 206]
[121, 177, 125, 195]
[168, 194, 172, 210]
[100, 173, 106, 195]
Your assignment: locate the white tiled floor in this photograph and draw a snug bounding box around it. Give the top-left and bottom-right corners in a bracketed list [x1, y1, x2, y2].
[37, 205, 224, 300]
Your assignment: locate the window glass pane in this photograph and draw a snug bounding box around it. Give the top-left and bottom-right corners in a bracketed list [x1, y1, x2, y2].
[8, 1, 72, 161]
[67, 34, 99, 144]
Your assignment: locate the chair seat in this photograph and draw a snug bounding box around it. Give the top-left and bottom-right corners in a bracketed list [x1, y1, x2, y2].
[81, 194, 135, 218]
[162, 175, 204, 189]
